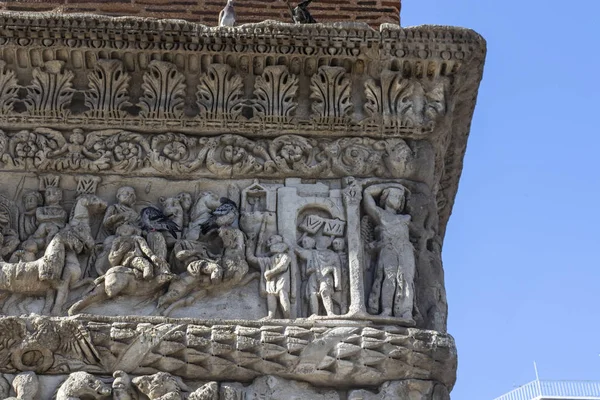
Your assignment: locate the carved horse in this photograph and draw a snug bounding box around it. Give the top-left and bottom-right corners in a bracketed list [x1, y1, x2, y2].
[68, 264, 174, 315]
[55, 371, 112, 400]
[0, 195, 107, 315]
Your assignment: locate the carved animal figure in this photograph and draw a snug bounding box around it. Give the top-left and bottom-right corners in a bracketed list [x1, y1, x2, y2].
[140, 206, 180, 238]
[55, 371, 111, 400]
[287, 0, 316, 24]
[0, 195, 107, 315]
[132, 372, 185, 400]
[68, 260, 173, 314]
[218, 0, 236, 27]
[199, 197, 238, 234]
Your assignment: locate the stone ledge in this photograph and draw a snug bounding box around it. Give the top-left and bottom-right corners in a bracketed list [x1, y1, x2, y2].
[0, 314, 457, 389]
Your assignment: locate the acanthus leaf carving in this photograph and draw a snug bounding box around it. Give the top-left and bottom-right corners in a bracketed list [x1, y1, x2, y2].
[0, 61, 19, 116]
[252, 65, 299, 121]
[138, 60, 186, 120]
[310, 66, 353, 123]
[24, 61, 75, 118]
[84, 60, 131, 119]
[196, 64, 244, 120]
[364, 70, 447, 129]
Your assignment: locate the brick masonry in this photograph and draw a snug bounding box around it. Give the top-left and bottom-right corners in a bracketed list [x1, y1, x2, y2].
[0, 0, 401, 28]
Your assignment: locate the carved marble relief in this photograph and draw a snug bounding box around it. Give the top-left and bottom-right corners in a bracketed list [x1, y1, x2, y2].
[0, 14, 487, 399]
[0, 128, 435, 181]
[0, 174, 441, 328]
[0, 58, 450, 135]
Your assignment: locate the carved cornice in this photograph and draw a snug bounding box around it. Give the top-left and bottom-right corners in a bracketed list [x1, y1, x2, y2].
[0, 315, 457, 389]
[0, 11, 486, 237]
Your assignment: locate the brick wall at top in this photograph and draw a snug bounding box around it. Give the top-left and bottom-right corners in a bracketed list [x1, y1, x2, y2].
[0, 0, 401, 28]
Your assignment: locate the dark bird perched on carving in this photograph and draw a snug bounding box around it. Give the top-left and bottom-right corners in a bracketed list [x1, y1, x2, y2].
[219, 0, 236, 27]
[140, 206, 180, 238]
[287, 0, 317, 24]
[200, 197, 238, 234]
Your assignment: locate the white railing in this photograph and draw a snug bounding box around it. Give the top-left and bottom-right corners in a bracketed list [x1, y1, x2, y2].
[494, 380, 600, 400]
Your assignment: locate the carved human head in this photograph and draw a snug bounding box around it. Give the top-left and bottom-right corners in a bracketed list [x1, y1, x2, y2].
[70, 129, 85, 145]
[301, 236, 316, 249]
[177, 192, 193, 212]
[116, 223, 141, 237]
[21, 239, 38, 253]
[380, 187, 406, 212]
[332, 238, 345, 252]
[23, 191, 43, 211]
[44, 187, 62, 205]
[222, 145, 245, 163]
[315, 235, 332, 250]
[198, 191, 220, 206]
[268, 235, 288, 253]
[116, 186, 136, 206]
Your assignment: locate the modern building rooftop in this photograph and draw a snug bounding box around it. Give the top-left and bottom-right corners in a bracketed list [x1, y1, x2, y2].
[494, 380, 600, 400]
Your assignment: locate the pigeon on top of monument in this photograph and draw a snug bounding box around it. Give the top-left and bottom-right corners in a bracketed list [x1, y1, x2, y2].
[200, 197, 238, 234]
[140, 206, 180, 238]
[287, 0, 317, 24]
[218, 0, 236, 27]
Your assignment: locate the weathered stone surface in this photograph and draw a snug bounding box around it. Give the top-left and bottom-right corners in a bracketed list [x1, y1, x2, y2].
[223, 375, 340, 400]
[349, 379, 450, 400]
[0, 10, 484, 398]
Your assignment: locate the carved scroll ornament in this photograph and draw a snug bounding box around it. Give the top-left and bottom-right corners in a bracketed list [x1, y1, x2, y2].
[0, 128, 423, 179]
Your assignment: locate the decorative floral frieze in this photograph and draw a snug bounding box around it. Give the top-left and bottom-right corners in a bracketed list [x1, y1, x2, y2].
[196, 64, 244, 120]
[0, 61, 18, 116]
[365, 71, 448, 128]
[139, 60, 186, 120]
[310, 66, 353, 123]
[252, 65, 299, 121]
[0, 128, 425, 179]
[84, 60, 132, 119]
[24, 61, 75, 119]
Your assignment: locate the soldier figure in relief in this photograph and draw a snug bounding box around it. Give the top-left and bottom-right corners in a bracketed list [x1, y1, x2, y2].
[95, 186, 139, 276]
[109, 224, 173, 283]
[364, 183, 415, 320]
[102, 186, 139, 235]
[30, 187, 67, 248]
[295, 236, 341, 317]
[19, 191, 43, 241]
[247, 233, 292, 319]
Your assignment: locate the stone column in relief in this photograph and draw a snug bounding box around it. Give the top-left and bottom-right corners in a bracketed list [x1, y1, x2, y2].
[342, 178, 367, 316]
[277, 186, 299, 319]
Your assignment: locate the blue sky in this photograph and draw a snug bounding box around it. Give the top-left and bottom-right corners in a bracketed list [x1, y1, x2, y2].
[402, 1, 600, 398]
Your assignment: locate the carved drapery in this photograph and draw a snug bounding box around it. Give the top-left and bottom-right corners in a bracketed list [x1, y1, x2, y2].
[0, 12, 485, 399]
